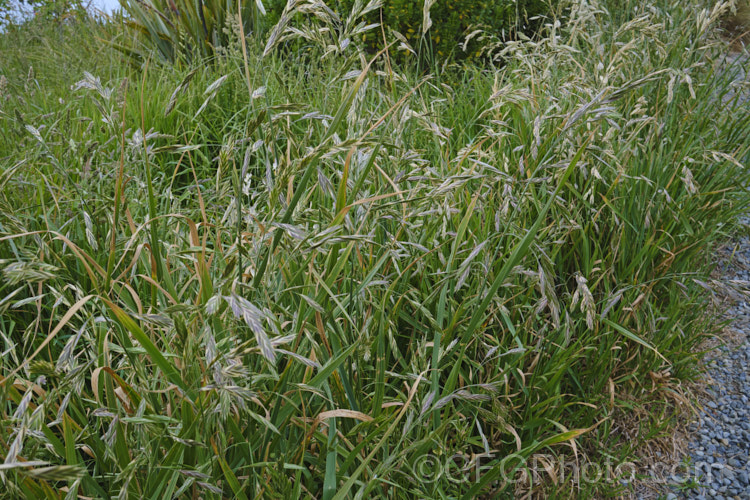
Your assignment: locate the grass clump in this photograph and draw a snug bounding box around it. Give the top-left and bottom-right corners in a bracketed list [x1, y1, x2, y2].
[1, 0, 749, 497]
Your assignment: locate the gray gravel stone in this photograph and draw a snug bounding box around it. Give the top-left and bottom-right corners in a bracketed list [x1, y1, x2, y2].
[669, 230, 750, 499]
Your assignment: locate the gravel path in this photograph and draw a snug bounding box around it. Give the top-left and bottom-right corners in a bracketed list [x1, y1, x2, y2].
[721, 52, 750, 107]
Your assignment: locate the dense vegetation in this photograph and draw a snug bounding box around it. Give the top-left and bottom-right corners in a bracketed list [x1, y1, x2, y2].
[121, 0, 555, 63]
[263, 0, 554, 58]
[1, 0, 749, 498]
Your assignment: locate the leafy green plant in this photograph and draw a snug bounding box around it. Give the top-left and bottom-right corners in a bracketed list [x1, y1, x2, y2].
[118, 0, 266, 63]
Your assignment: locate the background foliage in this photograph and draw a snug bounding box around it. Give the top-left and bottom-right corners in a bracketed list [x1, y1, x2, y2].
[265, 0, 555, 59]
[120, 0, 557, 65]
[119, 0, 265, 63]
